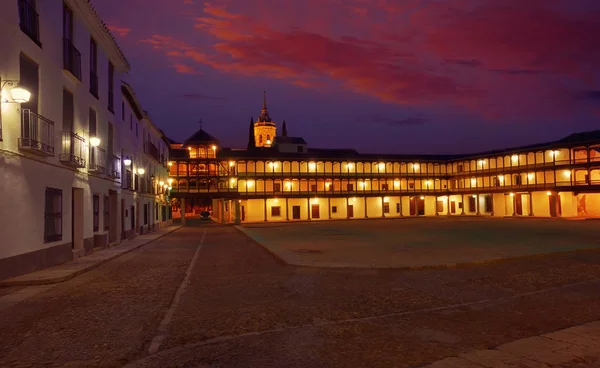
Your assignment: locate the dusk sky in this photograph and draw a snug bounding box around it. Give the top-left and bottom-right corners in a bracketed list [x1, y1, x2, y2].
[94, 0, 600, 154]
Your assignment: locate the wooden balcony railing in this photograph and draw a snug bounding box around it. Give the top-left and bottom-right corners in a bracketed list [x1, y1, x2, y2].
[59, 131, 86, 167]
[18, 109, 55, 156]
[108, 155, 121, 179]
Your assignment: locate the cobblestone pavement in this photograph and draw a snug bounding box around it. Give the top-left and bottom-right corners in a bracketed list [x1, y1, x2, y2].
[2, 221, 600, 367]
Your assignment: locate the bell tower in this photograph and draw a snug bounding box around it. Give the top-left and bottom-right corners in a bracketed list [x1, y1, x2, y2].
[254, 90, 277, 147]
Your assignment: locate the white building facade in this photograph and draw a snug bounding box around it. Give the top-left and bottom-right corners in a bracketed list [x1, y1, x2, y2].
[0, 0, 171, 280]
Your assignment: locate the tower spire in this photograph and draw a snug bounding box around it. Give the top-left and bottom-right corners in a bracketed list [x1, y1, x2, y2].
[282, 120, 288, 137]
[258, 90, 272, 122]
[263, 89, 267, 111]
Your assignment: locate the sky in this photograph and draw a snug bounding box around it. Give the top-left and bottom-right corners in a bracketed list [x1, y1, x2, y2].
[93, 0, 600, 154]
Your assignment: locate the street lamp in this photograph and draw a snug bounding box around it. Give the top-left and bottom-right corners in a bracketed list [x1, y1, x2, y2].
[137, 167, 145, 175]
[1, 80, 31, 103]
[123, 156, 132, 166]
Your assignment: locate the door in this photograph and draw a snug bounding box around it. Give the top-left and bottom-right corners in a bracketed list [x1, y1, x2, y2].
[130, 205, 135, 232]
[241, 206, 245, 221]
[515, 194, 523, 215]
[468, 196, 476, 213]
[417, 197, 425, 215]
[549, 194, 561, 217]
[292, 206, 301, 219]
[121, 199, 125, 239]
[347, 204, 354, 218]
[311, 204, 320, 219]
[71, 188, 84, 250]
[451, 201, 456, 214]
[409, 197, 416, 216]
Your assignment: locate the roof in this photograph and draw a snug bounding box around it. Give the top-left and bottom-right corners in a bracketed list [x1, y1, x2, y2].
[121, 82, 145, 120]
[183, 128, 220, 146]
[274, 136, 307, 145]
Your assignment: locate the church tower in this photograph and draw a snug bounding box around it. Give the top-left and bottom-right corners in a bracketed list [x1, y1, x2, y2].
[254, 90, 277, 147]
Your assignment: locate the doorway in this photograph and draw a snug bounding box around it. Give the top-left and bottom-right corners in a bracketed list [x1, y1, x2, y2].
[451, 201, 456, 214]
[311, 204, 320, 219]
[549, 194, 561, 217]
[71, 188, 84, 250]
[121, 199, 126, 239]
[515, 194, 523, 215]
[347, 204, 354, 218]
[292, 206, 301, 219]
[109, 190, 118, 243]
[241, 205, 245, 221]
[417, 197, 425, 215]
[409, 197, 416, 216]
[130, 205, 135, 233]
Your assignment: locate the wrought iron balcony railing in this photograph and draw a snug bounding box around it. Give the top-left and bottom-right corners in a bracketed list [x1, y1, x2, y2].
[18, 109, 55, 156]
[107, 155, 121, 179]
[18, 0, 40, 46]
[63, 38, 82, 80]
[60, 131, 86, 167]
[89, 146, 106, 173]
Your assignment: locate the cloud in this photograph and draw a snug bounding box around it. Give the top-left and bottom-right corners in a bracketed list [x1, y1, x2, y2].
[444, 59, 482, 68]
[172, 63, 203, 75]
[177, 93, 225, 101]
[107, 25, 131, 37]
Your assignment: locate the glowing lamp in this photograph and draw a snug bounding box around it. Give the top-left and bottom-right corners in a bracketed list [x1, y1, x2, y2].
[419, 196, 425, 200]
[123, 157, 132, 166]
[159, 181, 164, 186]
[266, 139, 271, 145]
[229, 161, 235, 167]
[308, 162, 316, 170]
[509, 193, 515, 197]
[168, 186, 172, 190]
[546, 191, 552, 196]
[211, 145, 216, 150]
[137, 168, 145, 175]
[9, 87, 31, 103]
[89, 136, 101, 147]
[168, 162, 173, 167]
[472, 195, 476, 198]
[167, 178, 173, 185]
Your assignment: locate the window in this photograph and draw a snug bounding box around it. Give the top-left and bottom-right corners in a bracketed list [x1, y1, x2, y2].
[19, 53, 39, 114]
[396, 203, 400, 213]
[62, 4, 81, 80]
[155, 205, 159, 220]
[408, 182, 415, 189]
[311, 184, 317, 191]
[381, 183, 388, 191]
[89, 108, 97, 136]
[493, 177, 499, 187]
[514, 175, 522, 185]
[144, 203, 148, 225]
[383, 203, 390, 213]
[93, 194, 99, 231]
[468, 196, 476, 212]
[62, 89, 74, 131]
[103, 195, 109, 230]
[63, 3, 73, 41]
[457, 164, 463, 173]
[347, 183, 354, 191]
[18, 0, 41, 46]
[44, 188, 62, 242]
[271, 206, 281, 217]
[108, 62, 114, 112]
[90, 38, 98, 97]
[332, 206, 337, 214]
[273, 183, 281, 192]
[484, 195, 492, 212]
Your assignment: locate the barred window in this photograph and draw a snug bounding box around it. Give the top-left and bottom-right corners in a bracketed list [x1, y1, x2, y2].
[44, 188, 62, 242]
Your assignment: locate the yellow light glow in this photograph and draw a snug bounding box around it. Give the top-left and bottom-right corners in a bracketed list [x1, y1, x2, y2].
[308, 162, 316, 170]
[546, 191, 552, 196]
[274, 198, 279, 203]
[167, 178, 173, 185]
[498, 175, 504, 182]
[478, 160, 485, 166]
[89, 137, 101, 147]
[212, 145, 216, 150]
[394, 179, 400, 188]
[266, 139, 271, 145]
[230, 178, 236, 183]
[137, 168, 145, 175]
[347, 163, 354, 170]
[511, 155, 518, 161]
[247, 180, 254, 187]
[527, 173, 534, 179]
[352, 197, 356, 202]
[472, 194, 476, 198]
[159, 181, 164, 186]
[10, 86, 31, 103]
[419, 196, 425, 200]
[229, 161, 234, 167]
[563, 170, 571, 177]
[359, 181, 365, 189]
[470, 178, 476, 185]
[285, 181, 292, 189]
[413, 163, 420, 170]
[187, 147, 191, 151]
[378, 163, 385, 171]
[383, 197, 389, 202]
[311, 198, 319, 204]
[509, 193, 515, 197]
[168, 162, 173, 167]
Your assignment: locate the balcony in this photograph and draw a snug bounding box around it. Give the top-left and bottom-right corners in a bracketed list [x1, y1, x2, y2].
[89, 146, 106, 174]
[146, 141, 161, 162]
[59, 131, 86, 167]
[63, 39, 82, 80]
[90, 71, 98, 98]
[18, 0, 40, 46]
[18, 109, 55, 156]
[107, 155, 121, 179]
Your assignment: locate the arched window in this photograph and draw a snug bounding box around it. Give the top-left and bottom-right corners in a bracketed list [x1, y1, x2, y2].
[267, 134, 270, 141]
[259, 135, 263, 144]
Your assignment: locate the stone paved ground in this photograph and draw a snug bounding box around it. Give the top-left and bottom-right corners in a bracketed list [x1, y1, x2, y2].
[1, 220, 600, 367]
[239, 218, 600, 268]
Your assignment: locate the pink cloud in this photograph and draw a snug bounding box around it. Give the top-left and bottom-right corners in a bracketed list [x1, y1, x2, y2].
[107, 25, 131, 37]
[172, 63, 203, 75]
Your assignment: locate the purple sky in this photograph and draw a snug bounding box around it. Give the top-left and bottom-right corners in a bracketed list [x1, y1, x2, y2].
[94, 0, 600, 154]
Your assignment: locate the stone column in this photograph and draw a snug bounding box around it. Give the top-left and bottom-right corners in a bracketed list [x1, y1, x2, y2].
[446, 196, 451, 216]
[461, 194, 465, 215]
[307, 198, 311, 220]
[263, 198, 267, 222]
[490, 194, 495, 216]
[364, 197, 368, 218]
[476, 194, 481, 215]
[221, 200, 226, 224]
[381, 197, 385, 218]
[528, 192, 534, 216]
[285, 198, 289, 221]
[346, 197, 350, 219]
[435, 196, 439, 216]
[234, 199, 241, 224]
[180, 197, 186, 226]
[512, 195, 516, 216]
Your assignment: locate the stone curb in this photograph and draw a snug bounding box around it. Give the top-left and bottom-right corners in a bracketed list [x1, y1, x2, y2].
[234, 225, 600, 271]
[0, 226, 182, 287]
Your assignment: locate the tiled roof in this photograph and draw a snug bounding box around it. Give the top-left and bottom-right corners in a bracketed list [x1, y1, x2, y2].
[86, 0, 130, 69]
[183, 129, 220, 146]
